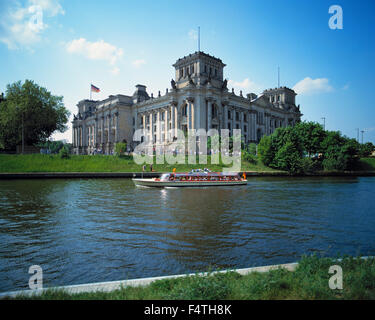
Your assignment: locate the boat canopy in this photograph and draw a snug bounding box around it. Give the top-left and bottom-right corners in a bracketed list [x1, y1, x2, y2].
[169, 171, 240, 177]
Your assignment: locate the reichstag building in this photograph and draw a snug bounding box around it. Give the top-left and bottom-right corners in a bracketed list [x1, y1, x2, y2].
[72, 51, 302, 154]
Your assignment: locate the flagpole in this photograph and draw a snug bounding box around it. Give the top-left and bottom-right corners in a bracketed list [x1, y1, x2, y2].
[90, 83, 92, 100]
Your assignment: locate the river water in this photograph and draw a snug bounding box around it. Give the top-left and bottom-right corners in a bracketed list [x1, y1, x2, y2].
[0, 177, 374, 292]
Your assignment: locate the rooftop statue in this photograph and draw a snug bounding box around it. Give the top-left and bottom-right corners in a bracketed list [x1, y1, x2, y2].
[171, 79, 177, 90]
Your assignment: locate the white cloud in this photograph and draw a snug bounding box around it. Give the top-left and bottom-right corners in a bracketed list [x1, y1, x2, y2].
[0, 0, 64, 49]
[66, 38, 124, 66]
[29, 0, 64, 17]
[293, 77, 333, 95]
[228, 78, 263, 94]
[132, 59, 146, 68]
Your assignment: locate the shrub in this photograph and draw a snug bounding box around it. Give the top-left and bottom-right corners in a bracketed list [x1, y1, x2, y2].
[300, 157, 315, 174]
[359, 142, 375, 158]
[59, 145, 70, 159]
[248, 143, 257, 155]
[243, 150, 257, 164]
[115, 142, 127, 156]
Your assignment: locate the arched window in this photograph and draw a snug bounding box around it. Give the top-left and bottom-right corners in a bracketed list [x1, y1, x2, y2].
[211, 105, 217, 118]
[182, 104, 188, 117]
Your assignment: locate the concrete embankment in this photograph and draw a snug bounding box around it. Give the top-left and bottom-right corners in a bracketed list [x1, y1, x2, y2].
[0, 171, 374, 179]
[0, 262, 298, 298]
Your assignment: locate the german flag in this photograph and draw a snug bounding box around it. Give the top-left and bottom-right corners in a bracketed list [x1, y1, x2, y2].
[91, 84, 100, 93]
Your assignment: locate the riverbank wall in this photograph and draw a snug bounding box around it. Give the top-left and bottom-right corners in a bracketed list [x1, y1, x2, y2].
[0, 261, 299, 298]
[0, 171, 375, 179]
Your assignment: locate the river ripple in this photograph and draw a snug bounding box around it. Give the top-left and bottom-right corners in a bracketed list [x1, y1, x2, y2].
[0, 176, 374, 291]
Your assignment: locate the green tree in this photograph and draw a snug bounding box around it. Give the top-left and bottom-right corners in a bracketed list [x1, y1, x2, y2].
[274, 141, 303, 174]
[257, 135, 274, 166]
[321, 132, 359, 171]
[294, 121, 326, 156]
[0, 80, 70, 150]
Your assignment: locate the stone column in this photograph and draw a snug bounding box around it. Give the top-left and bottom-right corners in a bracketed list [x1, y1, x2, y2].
[186, 101, 191, 130]
[232, 108, 235, 133]
[81, 124, 85, 147]
[88, 126, 91, 148]
[195, 98, 200, 130]
[94, 119, 98, 147]
[170, 106, 174, 139]
[157, 110, 161, 144]
[80, 127, 82, 147]
[165, 109, 168, 142]
[190, 99, 195, 130]
[253, 111, 256, 142]
[134, 109, 138, 131]
[72, 127, 76, 147]
[115, 112, 119, 143]
[142, 114, 146, 140]
[241, 111, 244, 139]
[223, 104, 228, 130]
[207, 99, 212, 130]
[76, 127, 78, 147]
[173, 104, 178, 138]
[101, 116, 104, 145]
[108, 114, 112, 144]
[150, 112, 154, 145]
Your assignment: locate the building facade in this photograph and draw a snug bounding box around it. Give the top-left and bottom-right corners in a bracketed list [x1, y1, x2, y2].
[72, 51, 302, 154]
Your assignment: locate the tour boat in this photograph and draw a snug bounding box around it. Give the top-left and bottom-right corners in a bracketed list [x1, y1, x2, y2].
[132, 169, 247, 188]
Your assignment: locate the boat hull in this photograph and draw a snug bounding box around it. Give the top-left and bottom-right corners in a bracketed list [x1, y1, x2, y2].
[132, 178, 248, 188]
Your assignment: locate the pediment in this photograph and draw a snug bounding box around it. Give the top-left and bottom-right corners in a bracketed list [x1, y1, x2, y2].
[252, 95, 271, 108]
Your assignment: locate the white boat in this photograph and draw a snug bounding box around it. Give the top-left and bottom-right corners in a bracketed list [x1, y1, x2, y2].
[132, 169, 247, 188]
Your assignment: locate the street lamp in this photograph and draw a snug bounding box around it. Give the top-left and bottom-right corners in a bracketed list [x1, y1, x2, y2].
[321, 117, 326, 131]
[361, 130, 365, 144]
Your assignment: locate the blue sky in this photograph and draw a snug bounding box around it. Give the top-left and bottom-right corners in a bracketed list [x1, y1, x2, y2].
[1, 0, 374, 143]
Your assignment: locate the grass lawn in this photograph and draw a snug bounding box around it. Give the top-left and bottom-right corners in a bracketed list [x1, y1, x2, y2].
[0, 153, 279, 173]
[9, 256, 375, 300]
[356, 157, 375, 171]
[0, 154, 374, 174]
